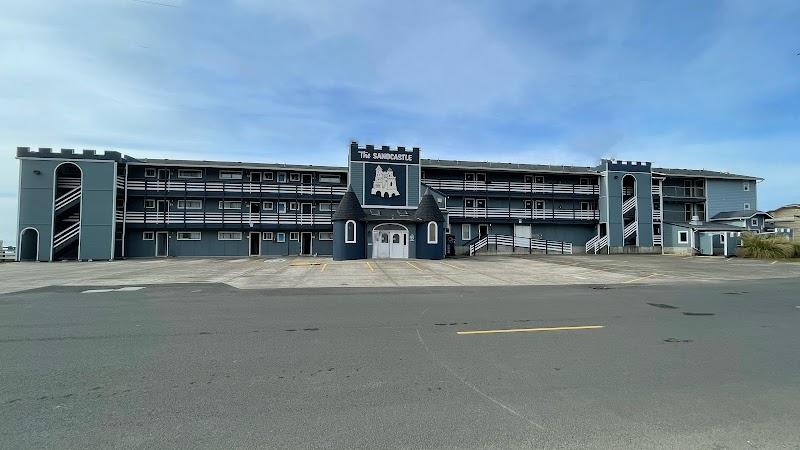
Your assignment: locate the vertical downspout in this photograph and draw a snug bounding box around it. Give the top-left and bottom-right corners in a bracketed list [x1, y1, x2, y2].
[122, 163, 128, 258]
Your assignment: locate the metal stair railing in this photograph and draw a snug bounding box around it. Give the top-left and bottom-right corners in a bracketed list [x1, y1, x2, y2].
[622, 196, 637, 214]
[53, 222, 80, 248]
[54, 186, 81, 211]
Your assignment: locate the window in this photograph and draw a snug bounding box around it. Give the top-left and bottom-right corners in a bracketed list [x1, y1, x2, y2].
[475, 173, 486, 182]
[743, 203, 751, 210]
[177, 199, 202, 209]
[289, 173, 300, 182]
[289, 232, 300, 241]
[685, 203, 693, 221]
[462, 224, 472, 240]
[427, 221, 438, 244]
[263, 232, 273, 241]
[143, 231, 154, 240]
[177, 169, 202, 179]
[580, 201, 591, 211]
[318, 231, 334, 240]
[524, 200, 532, 209]
[465, 173, 475, 181]
[678, 231, 689, 244]
[534, 176, 545, 184]
[289, 202, 298, 211]
[524, 175, 533, 183]
[476, 199, 486, 208]
[301, 174, 313, 184]
[465, 198, 475, 208]
[277, 202, 287, 213]
[534, 200, 545, 210]
[275, 232, 286, 243]
[145, 199, 156, 209]
[277, 172, 287, 183]
[218, 231, 242, 240]
[580, 178, 591, 185]
[219, 170, 242, 180]
[345, 220, 357, 243]
[249, 172, 261, 182]
[319, 203, 337, 212]
[743, 182, 750, 192]
[219, 201, 242, 210]
[144, 168, 156, 177]
[751, 218, 759, 227]
[264, 172, 274, 181]
[263, 201, 274, 210]
[318, 174, 341, 184]
[177, 231, 201, 241]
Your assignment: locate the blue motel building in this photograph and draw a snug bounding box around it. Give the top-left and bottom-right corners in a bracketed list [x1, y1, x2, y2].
[14, 142, 788, 262]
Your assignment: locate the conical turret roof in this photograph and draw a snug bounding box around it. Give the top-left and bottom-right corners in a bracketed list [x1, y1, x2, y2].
[414, 190, 445, 222]
[332, 186, 366, 221]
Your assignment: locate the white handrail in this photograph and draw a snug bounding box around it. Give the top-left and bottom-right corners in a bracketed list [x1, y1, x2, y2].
[469, 234, 572, 255]
[55, 186, 81, 210]
[624, 221, 638, 239]
[422, 179, 599, 195]
[53, 222, 80, 247]
[622, 196, 637, 214]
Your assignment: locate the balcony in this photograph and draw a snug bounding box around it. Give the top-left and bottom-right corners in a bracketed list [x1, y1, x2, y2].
[446, 207, 599, 221]
[422, 179, 599, 195]
[661, 185, 705, 198]
[118, 211, 333, 226]
[119, 177, 347, 196]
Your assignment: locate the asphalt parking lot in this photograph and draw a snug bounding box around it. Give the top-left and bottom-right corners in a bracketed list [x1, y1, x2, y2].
[2, 279, 799, 448]
[1, 254, 799, 294]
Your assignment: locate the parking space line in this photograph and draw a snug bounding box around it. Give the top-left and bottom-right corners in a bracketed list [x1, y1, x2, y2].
[406, 261, 422, 271]
[624, 273, 659, 284]
[366, 261, 374, 272]
[457, 325, 604, 335]
[320, 263, 328, 272]
[440, 261, 464, 271]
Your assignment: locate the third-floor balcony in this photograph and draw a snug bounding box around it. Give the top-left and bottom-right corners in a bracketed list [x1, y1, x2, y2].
[661, 185, 705, 198]
[422, 179, 599, 196]
[446, 207, 599, 221]
[120, 177, 348, 196]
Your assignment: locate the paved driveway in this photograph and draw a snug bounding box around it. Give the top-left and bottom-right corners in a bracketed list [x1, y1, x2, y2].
[1, 255, 799, 294]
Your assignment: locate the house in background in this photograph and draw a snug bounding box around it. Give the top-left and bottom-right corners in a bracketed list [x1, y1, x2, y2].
[708, 210, 774, 233]
[768, 204, 800, 237]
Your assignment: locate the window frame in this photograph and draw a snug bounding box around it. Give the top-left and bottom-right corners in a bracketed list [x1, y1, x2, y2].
[217, 231, 243, 241]
[464, 173, 476, 182]
[144, 168, 156, 178]
[678, 230, 689, 244]
[743, 181, 750, 192]
[263, 172, 274, 181]
[275, 232, 286, 243]
[462, 224, 472, 240]
[144, 199, 156, 209]
[177, 169, 203, 179]
[318, 231, 334, 241]
[289, 202, 298, 211]
[277, 172, 287, 183]
[218, 201, 242, 210]
[318, 174, 341, 184]
[289, 231, 300, 241]
[475, 173, 486, 182]
[534, 176, 545, 184]
[289, 173, 301, 182]
[219, 170, 243, 180]
[580, 201, 591, 211]
[345, 220, 357, 243]
[464, 198, 475, 208]
[751, 218, 759, 227]
[427, 221, 438, 244]
[249, 172, 262, 183]
[743, 202, 751, 210]
[176, 231, 201, 241]
[176, 199, 203, 210]
[277, 202, 287, 213]
[534, 200, 545, 210]
[143, 231, 154, 240]
[263, 232, 274, 241]
[263, 201, 274, 210]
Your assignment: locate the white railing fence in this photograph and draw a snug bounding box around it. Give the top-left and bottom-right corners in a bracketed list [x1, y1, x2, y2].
[422, 179, 599, 195]
[123, 178, 347, 196]
[469, 234, 572, 256]
[0, 242, 15, 262]
[119, 211, 334, 225]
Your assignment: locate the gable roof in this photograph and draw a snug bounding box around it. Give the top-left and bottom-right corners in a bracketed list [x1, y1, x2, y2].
[652, 167, 760, 180]
[709, 210, 773, 221]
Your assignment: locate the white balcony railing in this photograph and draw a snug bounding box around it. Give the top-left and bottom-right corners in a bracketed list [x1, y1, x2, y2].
[652, 209, 663, 222]
[122, 178, 347, 196]
[422, 179, 599, 195]
[653, 235, 663, 246]
[119, 211, 333, 226]
[446, 207, 599, 220]
[651, 184, 661, 195]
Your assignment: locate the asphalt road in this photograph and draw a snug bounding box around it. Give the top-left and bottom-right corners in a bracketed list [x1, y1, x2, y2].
[1, 280, 799, 449]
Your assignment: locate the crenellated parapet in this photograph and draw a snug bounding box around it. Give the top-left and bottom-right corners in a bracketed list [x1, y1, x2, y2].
[16, 147, 130, 162]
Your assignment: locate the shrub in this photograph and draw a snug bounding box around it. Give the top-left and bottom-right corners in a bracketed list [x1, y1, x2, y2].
[793, 239, 800, 258]
[740, 233, 794, 259]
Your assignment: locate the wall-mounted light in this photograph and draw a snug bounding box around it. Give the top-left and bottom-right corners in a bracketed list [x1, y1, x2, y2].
[33, 170, 41, 175]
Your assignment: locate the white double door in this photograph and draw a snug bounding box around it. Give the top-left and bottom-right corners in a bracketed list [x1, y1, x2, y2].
[374, 230, 408, 259]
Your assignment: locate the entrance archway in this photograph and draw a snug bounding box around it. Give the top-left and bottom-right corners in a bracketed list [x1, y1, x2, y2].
[372, 223, 409, 259]
[18, 227, 39, 261]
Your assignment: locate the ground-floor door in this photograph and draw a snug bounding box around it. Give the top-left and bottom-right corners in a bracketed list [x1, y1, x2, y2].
[373, 227, 409, 259]
[249, 232, 261, 256]
[300, 232, 312, 256]
[479, 224, 489, 237]
[514, 224, 531, 239]
[155, 232, 168, 257]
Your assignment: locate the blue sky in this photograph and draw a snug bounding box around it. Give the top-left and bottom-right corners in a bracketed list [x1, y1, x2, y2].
[1, 0, 799, 244]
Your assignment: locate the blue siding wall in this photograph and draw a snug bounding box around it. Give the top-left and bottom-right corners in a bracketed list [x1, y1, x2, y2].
[707, 179, 757, 217]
